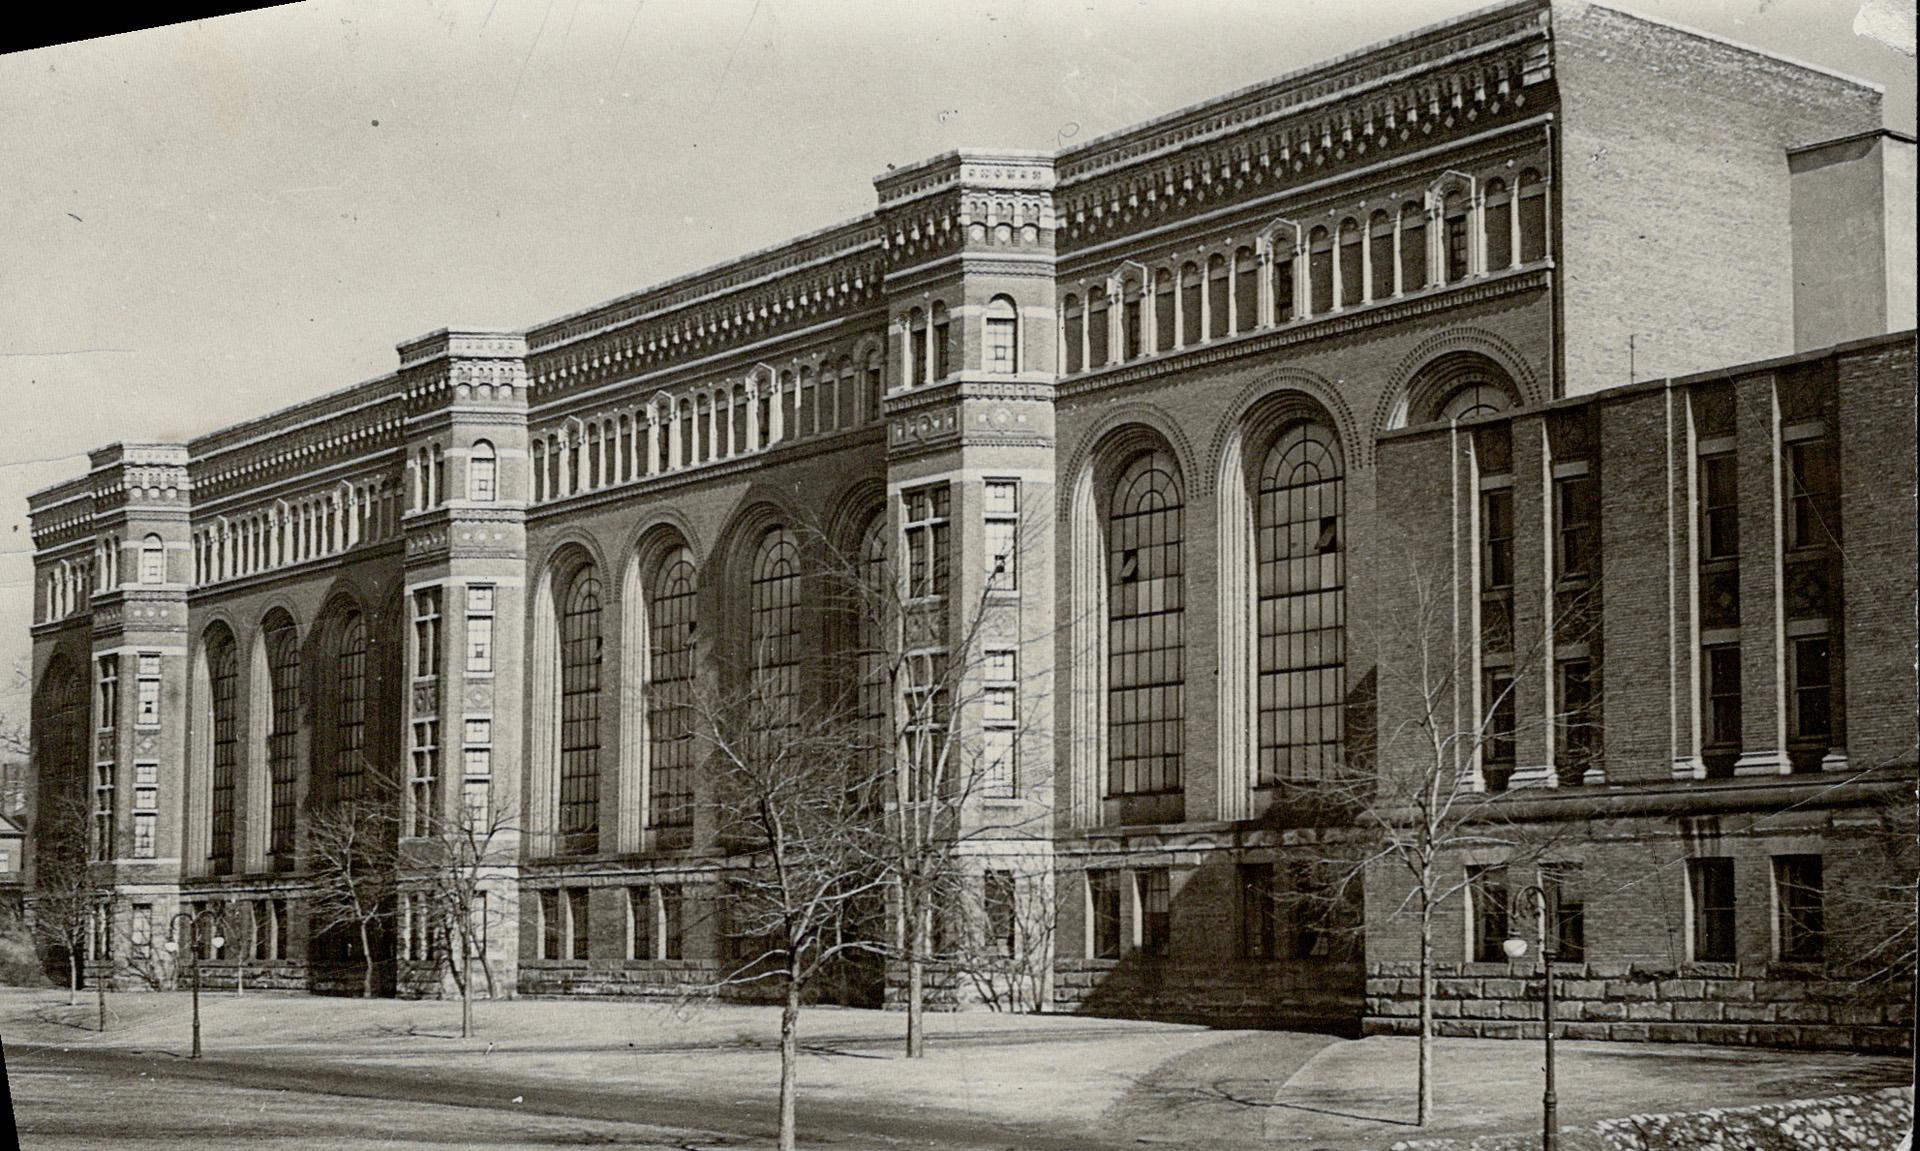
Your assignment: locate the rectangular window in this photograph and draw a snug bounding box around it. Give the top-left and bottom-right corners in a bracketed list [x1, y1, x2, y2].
[132, 812, 156, 858]
[1701, 453, 1739, 560]
[984, 870, 1017, 958]
[274, 900, 290, 960]
[568, 888, 590, 961]
[904, 483, 951, 599]
[661, 887, 685, 960]
[1445, 211, 1470, 282]
[1689, 858, 1736, 962]
[630, 887, 653, 960]
[981, 649, 1018, 798]
[1241, 863, 1276, 960]
[1089, 872, 1123, 960]
[467, 585, 495, 674]
[1483, 671, 1517, 786]
[1786, 438, 1836, 551]
[1543, 863, 1585, 962]
[1283, 862, 1331, 960]
[1136, 869, 1171, 958]
[93, 762, 116, 861]
[413, 587, 442, 678]
[1774, 855, 1824, 962]
[540, 890, 562, 960]
[98, 656, 118, 730]
[410, 719, 439, 838]
[986, 317, 1016, 373]
[253, 898, 273, 960]
[1481, 488, 1514, 590]
[1557, 659, 1596, 775]
[984, 479, 1019, 591]
[1703, 643, 1742, 775]
[136, 654, 161, 726]
[1555, 473, 1596, 580]
[463, 716, 493, 829]
[1468, 865, 1509, 963]
[131, 904, 153, 959]
[1789, 636, 1832, 743]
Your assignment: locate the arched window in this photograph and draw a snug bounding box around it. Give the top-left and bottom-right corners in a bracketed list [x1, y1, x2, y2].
[558, 566, 603, 840]
[648, 548, 697, 830]
[1062, 294, 1084, 375]
[907, 308, 928, 388]
[532, 440, 547, 502]
[855, 516, 891, 777]
[1271, 236, 1297, 324]
[1442, 191, 1471, 283]
[864, 348, 884, 421]
[265, 614, 301, 860]
[931, 302, 952, 381]
[1441, 384, 1513, 423]
[1087, 286, 1110, 368]
[1400, 201, 1428, 291]
[1308, 226, 1334, 314]
[469, 440, 497, 502]
[1484, 178, 1512, 271]
[38, 664, 91, 851]
[1179, 262, 1202, 346]
[1153, 267, 1175, 352]
[1257, 424, 1346, 784]
[207, 629, 239, 871]
[140, 534, 165, 584]
[985, 295, 1019, 374]
[1208, 253, 1230, 339]
[1120, 276, 1144, 361]
[333, 612, 368, 801]
[1369, 210, 1395, 300]
[1517, 169, 1547, 264]
[750, 529, 803, 752]
[1233, 247, 1258, 332]
[837, 356, 857, 428]
[1107, 451, 1185, 799]
[1338, 218, 1363, 308]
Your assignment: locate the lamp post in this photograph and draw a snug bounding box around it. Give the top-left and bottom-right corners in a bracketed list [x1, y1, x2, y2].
[165, 908, 226, 1060]
[1504, 884, 1558, 1151]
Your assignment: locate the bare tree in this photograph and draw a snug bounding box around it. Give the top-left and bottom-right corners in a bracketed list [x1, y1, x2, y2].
[27, 791, 101, 1006]
[305, 793, 399, 999]
[1302, 550, 1593, 1127]
[405, 794, 519, 1038]
[689, 650, 893, 1151]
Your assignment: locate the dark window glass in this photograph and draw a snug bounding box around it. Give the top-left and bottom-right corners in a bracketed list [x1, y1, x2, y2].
[1469, 865, 1509, 963]
[1483, 671, 1517, 789]
[1791, 636, 1832, 743]
[1482, 489, 1514, 590]
[1690, 858, 1735, 962]
[1062, 296, 1083, 374]
[1153, 270, 1174, 351]
[1273, 257, 1295, 323]
[1241, 863, 1276, 960]
[1208, 256, 1229, 339]
[1090, 872, 1123, 960]
[1308, 229, 1333, 313]
[984, 871, 1017, 959]
[1787, 439, 1837, 550]
[1556, 474, 1597, 580]
[1338, 223, 1363, 308]
[568, 888, 590, 960]
[1445, 210, 1470, 282]
[1400, 204, 1427, 289]
[1107, 452, 1185, 797]
[1233, 249, 1257, 332]
[1138, 869, 1171, 957]
[1701, 453, 1739, 560]
[1256, 424, 1345, 784]
[1775, 855, 1823, 962]
[1543, 863, 1585, 962]
[750, 530, 804, 759]
[540, 890, 561, 960]
[208, 632, 238, 870]
[1703, 644, 1742, 776]
[1088, 289, 1109, 368]
[1179, 265, 1201, 345]
[1557, 659, 1596, 783]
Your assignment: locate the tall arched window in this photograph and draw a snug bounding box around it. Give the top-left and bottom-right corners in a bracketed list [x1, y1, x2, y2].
[1107, 451, 1185, 799]
[1400, 201, 1427, 290]
[1153, 267, 1175, 352]
[1484, 178, 1512, 271]
[1179, 262, 1202, 346]
[750, 529, 803, 753]
[39, 662, 89, 840]
[1257, 424, 1346, 784]
[648, 548, 697, 830]
[1308, 226, 1334, 314]
[907, 308, 928, 387]
[1208, 253, 1230, 339]
[1233, 246, 1258, 332]
[1120, 277, 1144, 361]
[207, 629, 239, 871]
[1271, 236, 1297, 324]
[1087, 286, 1110, 368]
[984, 296, 1019, 374]
[1517, 169, 1547, 264]
[1338, 218, 1363, 308]
[469, 440, 497, 502]
[558, 566, 603, 841]
[333, 612, 368, 801]
[140, 534, 165, 584]
[931, 302, 952, 381]
[1062, 294, 1084, 374]
[265, 614, 301, 860]
[855, 516, 891, 776]
[1369, 210, 1395, 299]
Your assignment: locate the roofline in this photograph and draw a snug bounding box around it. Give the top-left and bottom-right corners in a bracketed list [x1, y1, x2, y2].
[1788, 127, 1918, 156]
[1581, 0, 1888, 95]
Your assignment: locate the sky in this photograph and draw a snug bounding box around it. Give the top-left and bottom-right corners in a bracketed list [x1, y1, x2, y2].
[0, 0, 1913, 718]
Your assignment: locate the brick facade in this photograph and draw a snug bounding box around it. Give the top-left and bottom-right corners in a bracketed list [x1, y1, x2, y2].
[24, 1, 1913, 1050]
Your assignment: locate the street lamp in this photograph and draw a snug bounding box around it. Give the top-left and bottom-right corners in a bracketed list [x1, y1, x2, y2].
[165, 908, 226, 1060]
[1504, 884, 1558, 1151]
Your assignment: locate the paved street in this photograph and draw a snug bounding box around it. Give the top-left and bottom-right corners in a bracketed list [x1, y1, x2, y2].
[2, 989, 1907, 1149]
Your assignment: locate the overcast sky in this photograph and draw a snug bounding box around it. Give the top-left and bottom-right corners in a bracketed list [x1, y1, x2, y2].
[0, 0, 1913, 712]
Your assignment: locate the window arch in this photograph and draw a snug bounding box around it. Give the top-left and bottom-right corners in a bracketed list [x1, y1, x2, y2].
[469, 439, 497, 502]
[1257, 424, 1346, 784]
[140, 534, 165, 584]
[984, 295, 1019, 374]
[1441, 383, 1513, 423]
[264, 613, 301, 859]
[647, 547, 697, 830]
[558, 565, 603, 840]
[1107, 450, 1185, 800]
[750, 528, 803, 752]
[331, 611, 369, 801]
[207, 628, 239, 871]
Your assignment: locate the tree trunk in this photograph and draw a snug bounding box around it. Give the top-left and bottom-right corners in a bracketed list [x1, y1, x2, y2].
[461, 934, 474, 1039]
[68, 951, 78, 1007]
[778, 972, 802, 1151]
[1417, 892, 1434, 1127]
[905, 899, 927, 1058]
[359, 921, 375, 999]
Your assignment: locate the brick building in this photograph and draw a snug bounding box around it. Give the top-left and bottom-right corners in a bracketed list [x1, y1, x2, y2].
[24, 0, 1916, 1045]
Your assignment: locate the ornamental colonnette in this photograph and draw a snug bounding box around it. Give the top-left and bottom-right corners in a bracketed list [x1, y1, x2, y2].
[26, 0, 1917, 1051]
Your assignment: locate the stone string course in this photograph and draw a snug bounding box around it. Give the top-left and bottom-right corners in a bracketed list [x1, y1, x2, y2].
[1374, 1088, 1912, 1151]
